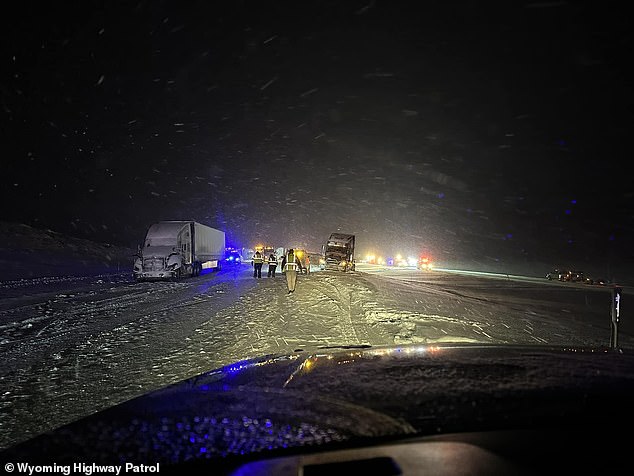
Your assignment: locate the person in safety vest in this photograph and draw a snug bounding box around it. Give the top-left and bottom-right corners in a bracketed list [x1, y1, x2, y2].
[304, 255, 310, 274]
[267, 253, 278, 277]
[252, 250, 264, 278]
[281, 248, 302, 293]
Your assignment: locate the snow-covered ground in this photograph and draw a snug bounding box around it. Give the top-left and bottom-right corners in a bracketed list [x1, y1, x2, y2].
[0, 222, 134, 281]
[0, 222, 630, 451]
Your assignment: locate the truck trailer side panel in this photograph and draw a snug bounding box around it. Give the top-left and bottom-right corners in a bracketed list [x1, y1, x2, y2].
[193, 222, 225, 263]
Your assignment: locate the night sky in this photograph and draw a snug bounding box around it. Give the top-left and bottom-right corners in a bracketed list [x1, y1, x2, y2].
[2, 1, 633, 275]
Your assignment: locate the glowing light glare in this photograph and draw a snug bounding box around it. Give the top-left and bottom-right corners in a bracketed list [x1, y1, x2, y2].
[365, 345, 435, 358]
[407, 257, 417, 266]
[417, 256, 434, 270]
[377, 257, 384, 265]
[396, 254, 402, 261]
[201, 261, 215, 269]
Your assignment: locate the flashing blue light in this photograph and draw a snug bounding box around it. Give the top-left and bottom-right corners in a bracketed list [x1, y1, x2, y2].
[200, 447, 207, 453]
[224, 359, 251, 375]
[565, 209, 571, 215]
[506, 233, 513, 239]
[571, 199, 577, 204]
[190, 437, 195, 443]
[438, 192, 445, 199]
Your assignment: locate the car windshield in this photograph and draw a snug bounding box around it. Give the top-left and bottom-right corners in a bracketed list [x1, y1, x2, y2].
[1, 0, 632, 470]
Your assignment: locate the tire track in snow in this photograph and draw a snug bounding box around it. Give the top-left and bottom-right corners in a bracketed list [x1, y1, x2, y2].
[0, 273, 242, 373]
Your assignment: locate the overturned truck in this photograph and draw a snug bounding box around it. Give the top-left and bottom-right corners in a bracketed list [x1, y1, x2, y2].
[322, 233, 355, 272]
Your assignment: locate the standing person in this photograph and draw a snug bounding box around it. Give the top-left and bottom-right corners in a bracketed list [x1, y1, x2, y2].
[281, 248, 302, 293]
[252, 250, 263, 278]
[267, 253, 278, 277]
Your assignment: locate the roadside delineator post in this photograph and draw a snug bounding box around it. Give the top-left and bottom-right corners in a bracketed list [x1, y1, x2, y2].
[610, 286, 622, 349]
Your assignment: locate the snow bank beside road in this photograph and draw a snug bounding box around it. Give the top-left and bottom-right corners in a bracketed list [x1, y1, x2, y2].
[0, 222, 135, 281]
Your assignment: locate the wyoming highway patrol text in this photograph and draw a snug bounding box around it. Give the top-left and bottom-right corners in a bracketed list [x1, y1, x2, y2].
[11, 462, 159, 475]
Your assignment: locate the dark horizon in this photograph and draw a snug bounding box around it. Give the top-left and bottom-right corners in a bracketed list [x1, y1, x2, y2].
[2, 1, 633, 274]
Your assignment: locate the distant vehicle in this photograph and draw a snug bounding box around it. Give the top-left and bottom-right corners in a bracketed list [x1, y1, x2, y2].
[322, 233, 355, 271]
[133, 221, 225, 280]
[547, 269, 598, 284]
[263, 246, 275, 263]
[546, 269, 566, 281]
[254, 245, 276, 263]
[417, 256, 434, 270]
[580, 276, 609, 286]
[396, 257, 409, 267]
[224, 250, 243, 265]
[561, 270, 586, 282]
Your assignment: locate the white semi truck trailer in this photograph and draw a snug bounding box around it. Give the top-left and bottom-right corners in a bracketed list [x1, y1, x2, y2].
[134, 221, 225, 281]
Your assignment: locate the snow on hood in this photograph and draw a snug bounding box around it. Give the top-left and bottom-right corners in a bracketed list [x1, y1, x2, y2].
[141, 245, 179, 258]
[4, 343, 634, 465]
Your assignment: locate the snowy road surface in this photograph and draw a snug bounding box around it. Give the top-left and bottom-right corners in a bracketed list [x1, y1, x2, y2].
[0, 263, 629, 449]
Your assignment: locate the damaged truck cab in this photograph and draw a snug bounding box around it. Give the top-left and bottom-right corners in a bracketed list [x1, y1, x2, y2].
[134, 221, 225, 281]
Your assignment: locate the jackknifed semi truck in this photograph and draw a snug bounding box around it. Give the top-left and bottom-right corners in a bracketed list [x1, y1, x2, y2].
[322, 233, 355, 271]
[134, 221, 225, 281]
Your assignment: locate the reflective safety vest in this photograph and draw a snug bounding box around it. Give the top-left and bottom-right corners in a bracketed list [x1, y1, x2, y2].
[268, 255, 278, 265]
[253, 253, 263, 264]
[284, 252, 298, 272]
